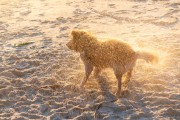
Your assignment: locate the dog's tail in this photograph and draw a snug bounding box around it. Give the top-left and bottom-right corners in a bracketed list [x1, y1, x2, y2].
[136, 50, 158, 64]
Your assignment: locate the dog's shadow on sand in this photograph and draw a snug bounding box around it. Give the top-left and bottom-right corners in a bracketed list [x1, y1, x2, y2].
[96, 75, 117, 100]
[95, 74, 130, 100]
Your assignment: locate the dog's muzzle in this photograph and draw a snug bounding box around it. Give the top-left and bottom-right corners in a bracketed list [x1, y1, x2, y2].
[66, 42, 73, 50]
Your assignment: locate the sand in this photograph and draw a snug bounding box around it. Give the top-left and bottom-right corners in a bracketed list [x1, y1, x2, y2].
[0, 0, 180, 119]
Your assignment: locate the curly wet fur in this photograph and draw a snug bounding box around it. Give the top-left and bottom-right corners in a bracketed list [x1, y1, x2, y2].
[66, 30, 158, 97]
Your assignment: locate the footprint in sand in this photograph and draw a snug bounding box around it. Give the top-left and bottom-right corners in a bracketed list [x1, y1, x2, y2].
[0, 70, 17, 78]
[132, 5, 139, 9]
[0, 87, 14, 99]
[40, 37, 52, 48]
[56, 17, 69, 24]
[147, 8, 158, 12]
[73, 8, 83, 15]
[39, 104, 49, 114]
[109, 4, 116, 8]
[20, 10, 31, 16]
[60, 26, 69, 31]
[38, 13, 44, 16]
[154, 16, 178, 26]
[73, 8, 91, 17]
[14, 59, 41, 70]
[66, 1, 73, 6]
[8, 90, 26, 99]
[74, 24, 89, 29]
[170, 3, 180, 8]
[11, 69, 28, 78]
[5, 55, 19, 64]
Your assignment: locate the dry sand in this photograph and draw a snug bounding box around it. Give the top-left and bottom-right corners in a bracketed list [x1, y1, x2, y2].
[0, 0, 180, 119]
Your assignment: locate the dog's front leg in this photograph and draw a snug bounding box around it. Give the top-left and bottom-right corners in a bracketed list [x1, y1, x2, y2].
[123, 69, 133, 88]
[80, 62, 93, 88]
[113, 68, 123, 97]
[79, 53, 93, 88]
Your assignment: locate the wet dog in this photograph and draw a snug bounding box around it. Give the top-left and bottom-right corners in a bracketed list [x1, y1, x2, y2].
[66, 30, 158, 97]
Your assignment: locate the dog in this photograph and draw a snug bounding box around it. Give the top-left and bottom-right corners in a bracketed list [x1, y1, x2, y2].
[66, 30, 158, 97]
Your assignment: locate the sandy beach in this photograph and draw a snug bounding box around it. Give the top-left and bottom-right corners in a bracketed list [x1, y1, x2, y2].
[0, 0, 180, 119]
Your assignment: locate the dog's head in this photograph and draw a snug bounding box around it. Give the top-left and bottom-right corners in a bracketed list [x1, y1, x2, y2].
[66, 30, 90, 52]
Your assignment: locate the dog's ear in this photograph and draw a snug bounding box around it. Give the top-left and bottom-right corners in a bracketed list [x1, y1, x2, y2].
[71, 30, 80, 38]
[71, 30, 88, 38]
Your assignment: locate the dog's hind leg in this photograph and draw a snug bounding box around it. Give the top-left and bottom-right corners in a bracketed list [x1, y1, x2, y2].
[94, 67, 101, 78]
[113, 68, 123, 97]
[123, 69, 133, 88]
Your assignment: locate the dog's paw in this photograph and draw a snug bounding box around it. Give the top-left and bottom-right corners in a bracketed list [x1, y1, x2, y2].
[121, 89, 130, 97]
[115, 92, 122, 98]
[115, 90, 130, 98]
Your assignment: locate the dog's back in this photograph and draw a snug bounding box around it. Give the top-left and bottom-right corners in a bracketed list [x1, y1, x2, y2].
[85, 39, 137, 69]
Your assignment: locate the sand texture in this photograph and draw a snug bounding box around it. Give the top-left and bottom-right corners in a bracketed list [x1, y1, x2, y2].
[0, 0, 180, 119]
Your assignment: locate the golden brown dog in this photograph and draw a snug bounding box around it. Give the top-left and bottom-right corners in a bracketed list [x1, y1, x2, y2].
[66, 30, 158, 97]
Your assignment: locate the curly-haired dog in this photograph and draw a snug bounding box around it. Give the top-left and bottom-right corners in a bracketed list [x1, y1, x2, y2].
[66, 30, 158, 97]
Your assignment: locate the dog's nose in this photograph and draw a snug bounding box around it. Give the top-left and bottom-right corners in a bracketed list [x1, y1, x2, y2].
[66, 42, 69, 46]
[66, 42, 71, 49]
